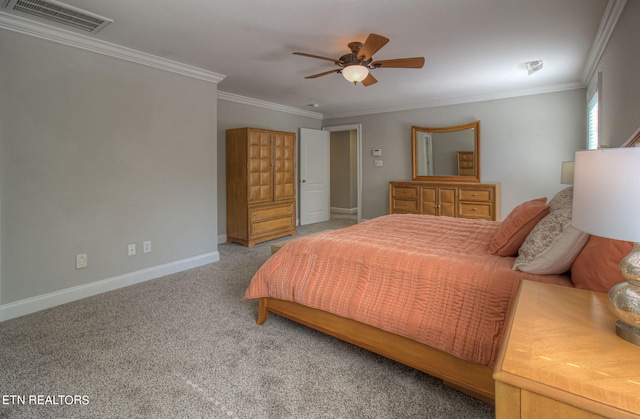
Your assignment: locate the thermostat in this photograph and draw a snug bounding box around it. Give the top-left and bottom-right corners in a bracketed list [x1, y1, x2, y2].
[372, 148, 382, 157]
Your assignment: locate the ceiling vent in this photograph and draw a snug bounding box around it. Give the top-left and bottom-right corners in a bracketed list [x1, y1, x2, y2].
[2, 0, 113, 34]
[526, 60, 544, 76]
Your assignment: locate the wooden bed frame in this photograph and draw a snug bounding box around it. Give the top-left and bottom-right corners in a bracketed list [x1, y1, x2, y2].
[257, 297, 495, 404]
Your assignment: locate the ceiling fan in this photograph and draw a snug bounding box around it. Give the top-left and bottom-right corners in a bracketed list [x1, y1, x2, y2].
[293, 33, 425, 86]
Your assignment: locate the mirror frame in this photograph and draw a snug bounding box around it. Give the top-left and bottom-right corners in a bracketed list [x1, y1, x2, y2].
[411, 120, 480, 182]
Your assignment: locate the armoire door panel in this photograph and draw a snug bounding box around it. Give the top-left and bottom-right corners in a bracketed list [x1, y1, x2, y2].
[421, 187, 437, 215]
[439, 188, 457, 217]
[273, 132, 296, 201]
[248, 135, 273, 204]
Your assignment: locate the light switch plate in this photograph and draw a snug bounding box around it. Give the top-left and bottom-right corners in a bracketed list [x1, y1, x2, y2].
[76, 253, 87, 269]
[372, 148, 382, 157]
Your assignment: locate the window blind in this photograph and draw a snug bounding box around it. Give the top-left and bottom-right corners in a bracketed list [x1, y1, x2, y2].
[587, 93, 598, 150]
[586, 72, 602, 150]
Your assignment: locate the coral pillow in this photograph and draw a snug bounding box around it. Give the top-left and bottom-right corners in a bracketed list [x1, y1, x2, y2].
[571, 236, 633, 293]
[488, 198, 549, 256]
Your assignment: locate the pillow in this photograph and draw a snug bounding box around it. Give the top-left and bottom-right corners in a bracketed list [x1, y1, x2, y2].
[571, 236, 633, 292]
[488, 198, 549, 256]
[513, 208, 589, 274]
[548, 187, 573, 212]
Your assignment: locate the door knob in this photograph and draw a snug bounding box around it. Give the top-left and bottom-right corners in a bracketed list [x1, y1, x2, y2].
[301, 179, 307, 183]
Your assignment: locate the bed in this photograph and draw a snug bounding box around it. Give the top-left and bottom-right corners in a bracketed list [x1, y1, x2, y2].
[243, 191, 599, 403]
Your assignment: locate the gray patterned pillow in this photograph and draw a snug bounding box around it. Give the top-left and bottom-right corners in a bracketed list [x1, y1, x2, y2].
[548, 187, 573, 212]
[513, 207, 588, 274]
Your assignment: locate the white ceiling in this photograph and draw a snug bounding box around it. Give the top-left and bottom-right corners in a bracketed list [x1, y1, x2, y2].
[3, 0, 614, 118]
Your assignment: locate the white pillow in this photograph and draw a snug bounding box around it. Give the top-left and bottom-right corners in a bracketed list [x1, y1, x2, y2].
[548, 187, 573, 212]
[513, 208, 588, 275]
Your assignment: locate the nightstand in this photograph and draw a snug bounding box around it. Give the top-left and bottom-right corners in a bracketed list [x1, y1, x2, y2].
[494, 280, 640, 418]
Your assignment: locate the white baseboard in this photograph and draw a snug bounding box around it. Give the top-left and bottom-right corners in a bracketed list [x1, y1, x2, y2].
[330, 207, 358, 214]
[0, 251, 220, 322]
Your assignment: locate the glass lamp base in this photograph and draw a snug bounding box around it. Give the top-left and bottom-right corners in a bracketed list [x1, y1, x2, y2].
[607, 242, 640, 345]
[615, 320, 640, 346]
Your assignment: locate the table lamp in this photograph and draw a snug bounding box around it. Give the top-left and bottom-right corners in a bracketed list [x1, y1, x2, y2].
[572, 147, 640, 345]
[560, 161, 574, 185]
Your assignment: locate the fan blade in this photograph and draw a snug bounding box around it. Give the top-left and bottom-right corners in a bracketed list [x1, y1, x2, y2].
[293, 52, 341, 64]
[362, 73, 377, 87]
[371, 57, 425, 69]
[305, 69, 340, 79]
[357, 33, 389, 61]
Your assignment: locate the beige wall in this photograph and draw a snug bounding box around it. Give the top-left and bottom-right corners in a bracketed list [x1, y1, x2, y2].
[591, 0, 640, 147]
[0, 31, 218, 307]
[217, 90, 589, 224]
[325, 90, 586, 220]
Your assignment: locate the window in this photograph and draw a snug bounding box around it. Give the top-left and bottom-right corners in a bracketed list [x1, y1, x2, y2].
[587, 93, 598, 149]
[586, 72, 602, 150]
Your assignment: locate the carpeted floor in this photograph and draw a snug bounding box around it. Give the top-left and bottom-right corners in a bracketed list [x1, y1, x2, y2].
[0, 216, 494, 418]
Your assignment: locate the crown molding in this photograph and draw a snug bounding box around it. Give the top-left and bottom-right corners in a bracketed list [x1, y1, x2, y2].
[217, 91, 323, 119]
[0, 12, 226, 84]
[580, 0, 627, 84]
[322, 81, 585, 119]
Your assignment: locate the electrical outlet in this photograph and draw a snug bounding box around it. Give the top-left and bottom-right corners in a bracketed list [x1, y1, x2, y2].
[374, 160, 383, 167]
[128, 243, 136, 256]
[143, 240, 151, 254]
[76, 253, 88, 269]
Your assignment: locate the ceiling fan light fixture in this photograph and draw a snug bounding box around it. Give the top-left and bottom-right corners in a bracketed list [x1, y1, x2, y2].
[342, 65, 369, 84]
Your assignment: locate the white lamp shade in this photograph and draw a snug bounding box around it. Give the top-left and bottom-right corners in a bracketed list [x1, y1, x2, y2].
[342, 65, 369, 83]
[572, 147, 640, 242]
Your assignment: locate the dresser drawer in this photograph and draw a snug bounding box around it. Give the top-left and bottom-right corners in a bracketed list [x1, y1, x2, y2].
[250, 203, 293, 222]
[392, 199, 419, 213]
[251, 216, 294, 235]
[459, 202, 493, 219]
[459, 188, 492, 202]
[393, 186, 419, 199]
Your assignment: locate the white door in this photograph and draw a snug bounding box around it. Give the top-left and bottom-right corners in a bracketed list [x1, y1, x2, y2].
[299, 128, 330, 225]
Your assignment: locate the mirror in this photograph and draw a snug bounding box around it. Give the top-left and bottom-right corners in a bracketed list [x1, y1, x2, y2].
[412, 120, 480, 182]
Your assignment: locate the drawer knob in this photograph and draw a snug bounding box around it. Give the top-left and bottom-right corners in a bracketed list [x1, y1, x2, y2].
[473, 208, 478, 211]
[472, 193, 478, 197]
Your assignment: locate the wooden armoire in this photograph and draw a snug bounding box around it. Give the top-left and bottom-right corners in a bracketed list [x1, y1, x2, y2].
[226, 128, 296, 247]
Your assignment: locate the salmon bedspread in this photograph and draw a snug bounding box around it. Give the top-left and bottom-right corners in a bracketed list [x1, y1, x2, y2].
[244, 214, 573, 367]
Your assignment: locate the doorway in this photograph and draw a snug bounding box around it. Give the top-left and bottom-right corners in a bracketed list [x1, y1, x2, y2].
[323, 124, 362, 223]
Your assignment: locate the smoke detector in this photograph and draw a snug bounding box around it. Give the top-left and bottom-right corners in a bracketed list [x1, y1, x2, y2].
[2, 0, 113, 34]
[526, 60, 544, 76]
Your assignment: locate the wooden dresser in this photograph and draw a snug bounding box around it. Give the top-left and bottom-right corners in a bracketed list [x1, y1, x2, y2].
[494, 281, 640, 418]
[389, 181, 500, 221]
[226, 128, 296, 247]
